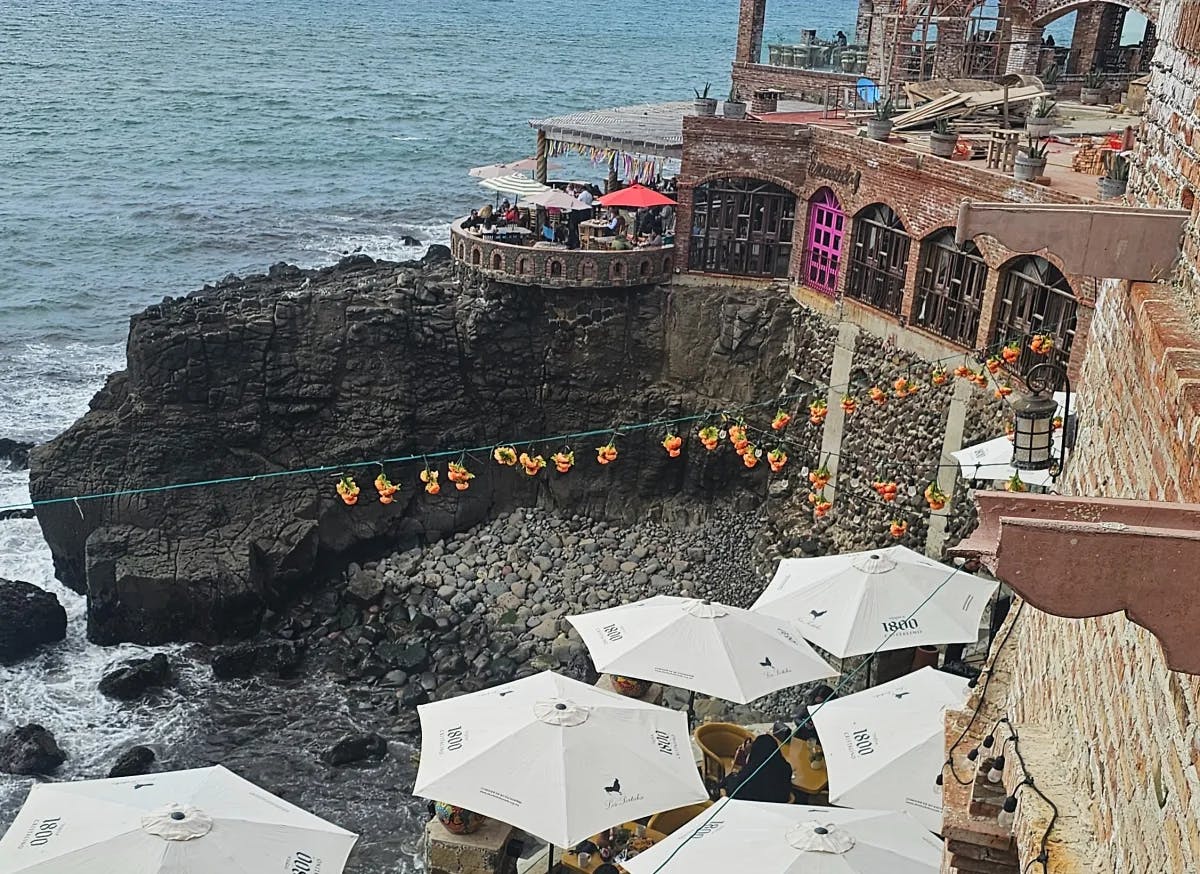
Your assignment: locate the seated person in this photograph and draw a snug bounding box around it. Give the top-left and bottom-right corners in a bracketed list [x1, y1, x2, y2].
[498, 199, 511, 215]
[718, 735, 793, 803]
[479, 204, 494, 221]
[595, 866, 621, 874]
[610, 235, 632, 250]
[638, 231, 663, 248]
[553, 223, 569, 244]
[462, 209, 482, 230]
[504, 204, 519, 224]
[607, 211, 627, 235]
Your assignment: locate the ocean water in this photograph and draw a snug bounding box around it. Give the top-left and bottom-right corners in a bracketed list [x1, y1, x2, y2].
[2, 0, 860, 866]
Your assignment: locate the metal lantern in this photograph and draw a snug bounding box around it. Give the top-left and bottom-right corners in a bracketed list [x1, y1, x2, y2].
[1009, 362, 1070, 471]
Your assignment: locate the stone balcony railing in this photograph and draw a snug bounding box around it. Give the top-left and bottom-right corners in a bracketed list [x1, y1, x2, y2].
[450, 218, 675, 288]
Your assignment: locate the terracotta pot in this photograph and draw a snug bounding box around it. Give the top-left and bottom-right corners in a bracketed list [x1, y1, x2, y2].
[612, 675, 650, 698]
[912, 645, 940, 670]
[434, 802, 484, 835]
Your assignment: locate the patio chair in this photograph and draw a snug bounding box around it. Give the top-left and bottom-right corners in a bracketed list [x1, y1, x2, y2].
[693, 722, 754, 783]
[647, 801, 714, 835]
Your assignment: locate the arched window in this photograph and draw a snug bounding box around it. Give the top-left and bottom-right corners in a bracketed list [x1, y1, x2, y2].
[912, 228, 988, 346]
[689, 178, 796, 278]
[991, 256, 1077, 373]
[804, 188, 845, 295]
[845, 203, 910, 314]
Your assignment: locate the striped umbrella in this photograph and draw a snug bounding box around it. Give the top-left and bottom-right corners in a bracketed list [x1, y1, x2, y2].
[479, 173, 551, 197]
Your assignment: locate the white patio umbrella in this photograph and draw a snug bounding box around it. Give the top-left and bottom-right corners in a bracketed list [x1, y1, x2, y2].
[478, 173, 551, 197]
[566, 596, 837, 704]
[413, 670, 707, 848]
[623, 800, 942, 874]
[953, 391, 1072, 486]
[810, 667, 969, 831]
[517, 188, 593, 211]
[751, 546, 997, 658]
[0, 765, 357, 874]
[468, 158, 560, 179]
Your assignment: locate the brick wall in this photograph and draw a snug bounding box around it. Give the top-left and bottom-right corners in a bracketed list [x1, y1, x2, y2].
[731, 61, 858, 103]
[956, 0, 1200, 868]
[677, 117, 1095, 372]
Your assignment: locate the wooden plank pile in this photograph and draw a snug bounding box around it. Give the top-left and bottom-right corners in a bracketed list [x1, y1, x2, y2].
[893, 84, 1048, 131]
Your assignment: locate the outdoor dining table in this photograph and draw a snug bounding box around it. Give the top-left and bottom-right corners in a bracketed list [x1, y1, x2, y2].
[481, 225, 534, 244]
[560, 822, 669, 874]
[780, 737, 829, 795]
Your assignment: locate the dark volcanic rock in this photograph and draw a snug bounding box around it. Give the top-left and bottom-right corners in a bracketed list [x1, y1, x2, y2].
[108, 745, 156, 777]
[98, 653, 172, 699]
[0, 578, 67, 662]
[0, 724, 66, 775]
[321, 732, 388, 766]
[0, 438, 33, 470]
[211, 640, 304, 679]
[30, 258, 794, 645]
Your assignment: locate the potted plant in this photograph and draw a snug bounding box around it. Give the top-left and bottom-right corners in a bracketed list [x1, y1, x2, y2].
[1014, 135, 1048, 182]
[1080, 69, 1104, 105]
[1041, 63, 1060, 95]
[1025, 97, 1056, 138]
[693, 82, 717, 117]
[867, 98, 896, 141]
[929, 117, 958, 158]
[1098, 151, 1130, 199]
[723, 85, 747, 119]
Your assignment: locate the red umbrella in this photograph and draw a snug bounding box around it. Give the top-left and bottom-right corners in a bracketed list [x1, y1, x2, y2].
[596, 183, 677, 209]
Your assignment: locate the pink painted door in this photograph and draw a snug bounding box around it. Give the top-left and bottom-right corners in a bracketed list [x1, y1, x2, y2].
[804, 189, 845, 295]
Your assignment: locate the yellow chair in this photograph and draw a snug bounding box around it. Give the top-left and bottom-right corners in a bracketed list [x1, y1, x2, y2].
[647, 801, 714, 835]
[694, 722, 755, 783]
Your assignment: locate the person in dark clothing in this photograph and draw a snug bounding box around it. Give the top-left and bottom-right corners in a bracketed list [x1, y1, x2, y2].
[719, 735, 793, 803]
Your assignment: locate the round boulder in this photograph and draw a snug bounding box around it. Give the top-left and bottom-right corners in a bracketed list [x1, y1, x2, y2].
[108, 745, 156, 778]
[98, 653, 172, 700]
[0, 578, 67, 663]
[0, 724, 66, 775]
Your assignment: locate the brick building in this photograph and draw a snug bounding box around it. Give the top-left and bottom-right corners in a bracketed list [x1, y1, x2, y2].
[675, 115, 1096, 376]
[938, 0, 1200, 867]
[732, 0, 1159, 102]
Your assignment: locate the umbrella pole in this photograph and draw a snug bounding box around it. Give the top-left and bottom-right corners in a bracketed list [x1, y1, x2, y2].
[687, 690, 697, 728]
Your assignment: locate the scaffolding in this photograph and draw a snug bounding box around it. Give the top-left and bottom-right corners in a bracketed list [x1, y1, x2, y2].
[877, 6, 1016, 87]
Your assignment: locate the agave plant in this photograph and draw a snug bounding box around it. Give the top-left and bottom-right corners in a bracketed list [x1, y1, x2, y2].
[873, 97, 896, 120]
[1083, 69, 1104, 89]
[694, 82, 711, 99]
[1031, 97, 1056, 118]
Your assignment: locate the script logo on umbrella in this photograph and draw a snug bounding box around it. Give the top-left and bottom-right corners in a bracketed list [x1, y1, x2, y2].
[758, 656, 792, 678]
[603, 777, 645, 809]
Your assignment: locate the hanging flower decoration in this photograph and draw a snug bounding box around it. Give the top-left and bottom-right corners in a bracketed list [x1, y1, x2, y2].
[728, 422, 749, 453]
[985, 355, 1003, 375]
[931, 367, 949, 386]
[1030, 334, 1054, 355]
[924, 482, 948, 510]
[420, 468, 441, 495]
[869, 386, 887, 406]
[1001, 342, 1022, 364]
[336, 475, 360, 506]
[493, 446, 518, 467]
[1005, 422, 1015, 441]
[954, 364, 973, 380]
[841, 394, 858, 416]
[894, 378, 919, 399]
[551, 450, 575, 473]
[971, 370, 989, 388]
[447, 462, 475, 491]
[1053, 415, 1064, 430]
[767, 447, 788, 472]
[698, 425, 720, 451]
[662, 431, 683, 458]
[596, 442, 618, 465]
[809, 464, 832, 490]
[994, 382, 1013, 399]
[374, 473, 399, 504]
[873, 480, 899, 502]
[519, 452, 546, 476]
[1005, 472, 1028, 493]
[810, 491, 833, 518]
[889, 519, 909, 538]
[742, 444, 759, 469]
[771, 409, 792, 431]
[808, 398, 828, 425]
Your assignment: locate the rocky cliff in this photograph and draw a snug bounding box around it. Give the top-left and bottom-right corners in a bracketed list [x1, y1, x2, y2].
[30, 251, 801, 645]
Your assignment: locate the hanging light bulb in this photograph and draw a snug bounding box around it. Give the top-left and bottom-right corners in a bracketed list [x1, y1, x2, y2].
[998, 794, 1018, 828]
[988, 755, 1006, 783]
[935, 773, 944, 786]
[967, 747, 980, 762]
[982, 734, 995, 749]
